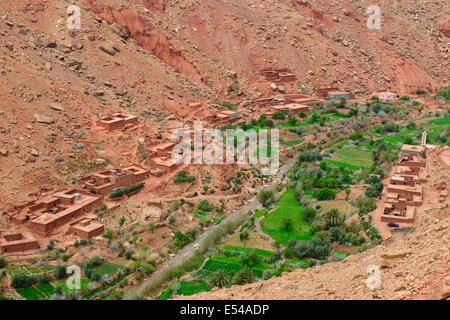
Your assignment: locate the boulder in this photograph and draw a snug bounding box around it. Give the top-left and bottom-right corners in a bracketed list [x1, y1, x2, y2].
[34, 114, 54, 124]
[428, 276, 450, 300]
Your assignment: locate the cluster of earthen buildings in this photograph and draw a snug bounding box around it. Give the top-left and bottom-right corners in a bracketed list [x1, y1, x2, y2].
[381, 133, 432, 224]
[79, 165, 150, 195]
[0, 163, 154, 253]
[261, 68, 297, 82]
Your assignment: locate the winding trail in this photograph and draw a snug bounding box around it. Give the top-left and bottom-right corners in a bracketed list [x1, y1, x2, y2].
[124, 159, 296, 299]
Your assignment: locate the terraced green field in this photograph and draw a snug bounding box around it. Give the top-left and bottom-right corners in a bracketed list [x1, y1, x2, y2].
[323, 148, 374, 170]
[260, 189, 315, 245]
[16, 283, 55, 300]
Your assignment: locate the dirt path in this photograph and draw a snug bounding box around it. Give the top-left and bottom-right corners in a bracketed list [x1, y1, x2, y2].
[124, 159, 296, 299]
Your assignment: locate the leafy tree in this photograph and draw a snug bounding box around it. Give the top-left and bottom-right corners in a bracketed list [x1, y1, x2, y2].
[288, 115, 297, 126]
[313, 188, 336, 201]
[241, 251, 261, 266]
[281, 218, 294, 231]
[257, 188, 275, 208]
[298, 151, 323, 163]
[0, 255, 7, 269]
[293, 241, 311, 258]
[314, 231, 331, 243]
[272, 111, 285, 120]
[11, 272, 36, 289]
[302, 207, 317, 224]
[264, 119, 274, 127]
[329, 227, 342, 242]
[54, 266, 68, 279]
[119, 216, 126, 227]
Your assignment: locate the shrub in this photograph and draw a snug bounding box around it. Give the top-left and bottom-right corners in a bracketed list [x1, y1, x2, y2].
[272, 111, 285, 120]
[173, 171, 195, 183]
[103, 229, 114, 239]
[314, 231, 331, 243]
[298, 151, 323, 163]
[329, 227, 342, 242]
[264, 119, 274, 127]
[257, 188, 275, 208]
[313, 188, 336, 201]
[0, 255, 7, 269]
[39, 273, 51, 284]
[11, 272, 36, 289]
[198, 200, 214, 212]
[54, 266, 68, 279]
[302, 207, 317, 224]
[109, 182, 145, 198]
[288, 115, 297, 126]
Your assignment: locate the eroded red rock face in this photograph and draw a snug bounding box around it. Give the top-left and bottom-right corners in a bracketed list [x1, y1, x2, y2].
[438, 20, 450, 37]
[88, 0, 203, 84]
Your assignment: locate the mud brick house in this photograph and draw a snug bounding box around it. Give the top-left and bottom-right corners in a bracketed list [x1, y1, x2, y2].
[327, 91, 351, 100]
[262, 68, 297, 82]
[381, 144, 429, 225]
[205, 110, 241, 125]
[96, 113, 138, 131]
[372, 91, 398, 102]
[69, 219, 104, 239]
[148, 156, 180, 173]
[317, 87, 339, 98]
[400, 132, 429, 157]
[79, 165, 150, 195]
[0, 232, 39, 253]
[5, 189, 103, 238]
[269, 103, 309, 115]
[401, 144, 426, 156]
[28, 189, 103, 237]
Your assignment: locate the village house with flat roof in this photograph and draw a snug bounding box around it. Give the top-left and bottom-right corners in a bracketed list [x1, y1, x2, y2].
[0, 232, 39, 254]
[380, 136, 430, 225]
[96, 112, 138, 131]
[79, 165, 150, 195]
[4, 188, 104, 238]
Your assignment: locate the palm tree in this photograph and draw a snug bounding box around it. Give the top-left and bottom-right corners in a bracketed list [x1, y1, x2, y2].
[239, 229, 250, 247]
[209, 269, 231, 288]
[324, 208, 343, 227]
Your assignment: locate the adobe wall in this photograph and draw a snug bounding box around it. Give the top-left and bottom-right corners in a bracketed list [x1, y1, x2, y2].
[0, 240, 39, 253]
[380, 214, 414, 224]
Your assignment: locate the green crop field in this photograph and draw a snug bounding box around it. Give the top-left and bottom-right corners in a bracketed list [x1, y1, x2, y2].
[16, 283, 55, 300]
[327, 148, 374, 169]
[223, 245, 274, 258]
[52, 278, 91, 294]
[177, 281, 212, 296]
[90, 263, 121, 277]
[260, 189, 315, 245]
[284, 258, 309, 269]
[428, 118, 450, 126]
